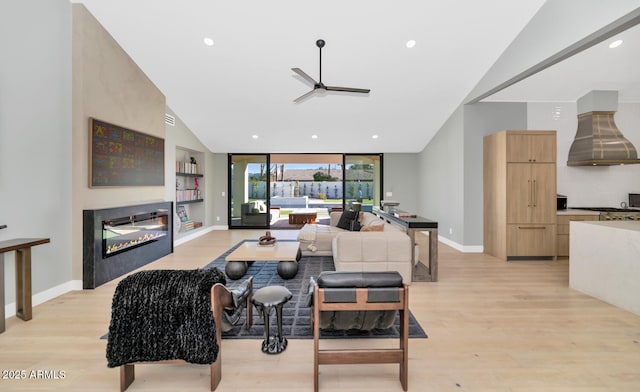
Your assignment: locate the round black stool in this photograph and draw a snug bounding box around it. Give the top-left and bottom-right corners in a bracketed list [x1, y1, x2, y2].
[251, 285, 292, 354]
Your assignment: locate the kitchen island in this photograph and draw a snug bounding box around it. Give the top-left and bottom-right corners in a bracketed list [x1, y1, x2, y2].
[570, 221, 640, 315]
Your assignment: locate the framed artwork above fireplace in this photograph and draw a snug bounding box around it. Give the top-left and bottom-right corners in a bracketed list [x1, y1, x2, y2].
[89, 117, 165, 187]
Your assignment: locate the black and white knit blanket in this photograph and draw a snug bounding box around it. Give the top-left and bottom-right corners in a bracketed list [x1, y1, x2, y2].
[106, 268, 227, 368]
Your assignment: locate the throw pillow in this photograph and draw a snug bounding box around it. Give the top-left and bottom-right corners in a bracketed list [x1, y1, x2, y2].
[336, 210, 357, 230]
[361, 221, 384, 231]
[349, 219, 362, 231]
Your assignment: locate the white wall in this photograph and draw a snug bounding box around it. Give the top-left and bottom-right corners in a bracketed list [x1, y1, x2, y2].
[0, 0, 73, 309]
[528, 102, 640, 207]
[467, 1, 640, 102]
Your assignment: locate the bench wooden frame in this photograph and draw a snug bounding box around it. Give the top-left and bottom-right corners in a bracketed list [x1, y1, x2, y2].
[120, 277, 253, 391]
[312, 284, 409, 391]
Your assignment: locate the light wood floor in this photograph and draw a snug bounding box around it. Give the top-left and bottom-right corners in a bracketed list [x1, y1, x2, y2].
[1, 229, 639, 391]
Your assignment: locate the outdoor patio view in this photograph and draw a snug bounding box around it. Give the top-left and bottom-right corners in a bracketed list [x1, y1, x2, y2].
[229, 154, 381, 228]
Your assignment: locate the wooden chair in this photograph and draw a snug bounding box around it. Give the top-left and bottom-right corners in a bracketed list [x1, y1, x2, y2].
[311, 271, 409, 391]
[119, 276, 252, 391]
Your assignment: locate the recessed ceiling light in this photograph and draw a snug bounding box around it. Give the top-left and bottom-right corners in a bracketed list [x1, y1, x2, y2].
[406, 40, 416, 48]
[372, 134, 379, 139]
[252, 134, 258, 139]
[609, 39, 623, 48]
[311, 134, 318, 139]
[203, 37, 214, 46]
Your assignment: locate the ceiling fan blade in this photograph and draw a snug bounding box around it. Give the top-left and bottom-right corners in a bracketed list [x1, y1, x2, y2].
[325, 86, 370, 94]
[293, 89, 317, 103]
[291, 68, 318, 85]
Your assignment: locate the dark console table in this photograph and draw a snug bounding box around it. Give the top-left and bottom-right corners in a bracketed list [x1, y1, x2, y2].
[372, 208, 438, 282]
[0, 238, 50, 333]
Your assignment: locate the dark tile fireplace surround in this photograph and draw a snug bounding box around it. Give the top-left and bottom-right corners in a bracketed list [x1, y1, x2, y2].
[83, 201, 173, 289]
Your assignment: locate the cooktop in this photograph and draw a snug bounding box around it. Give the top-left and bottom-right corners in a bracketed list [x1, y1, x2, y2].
[571, 207, 640, 213]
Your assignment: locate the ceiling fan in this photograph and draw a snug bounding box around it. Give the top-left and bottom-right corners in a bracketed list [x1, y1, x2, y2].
[292, 39, 370, 103]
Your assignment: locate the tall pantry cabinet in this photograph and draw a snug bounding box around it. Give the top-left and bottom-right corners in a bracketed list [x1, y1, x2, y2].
[483, 130, 557, 260]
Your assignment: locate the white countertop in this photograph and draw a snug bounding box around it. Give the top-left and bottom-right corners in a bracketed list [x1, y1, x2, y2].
[557, 208, 601, 216]
[570, 220, 640, 316]
[571, 220, 640, 232]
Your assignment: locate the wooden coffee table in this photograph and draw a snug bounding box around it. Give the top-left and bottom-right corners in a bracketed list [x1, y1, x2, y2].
[288, 209, 317, 224]
[225, 241, 301, 280]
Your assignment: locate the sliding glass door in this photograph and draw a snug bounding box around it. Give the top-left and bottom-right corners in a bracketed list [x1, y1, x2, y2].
[344, 154, 383, 212]
[228, 153, 383, 228]
[228, 154, 271, 228]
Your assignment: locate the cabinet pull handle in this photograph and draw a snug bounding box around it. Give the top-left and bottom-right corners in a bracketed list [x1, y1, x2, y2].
[518, 226, 546, 229]
[528, 179, 532, 207]
[533, 179, 537, 207]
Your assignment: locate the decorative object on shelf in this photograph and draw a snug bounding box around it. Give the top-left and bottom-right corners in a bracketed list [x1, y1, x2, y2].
[258, 231, 276, 246]
[176, 205, 189, 222]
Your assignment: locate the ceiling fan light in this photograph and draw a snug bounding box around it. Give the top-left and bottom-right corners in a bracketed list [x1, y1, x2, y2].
[203, 37, 214, 46]
[406, 40, 416, 48]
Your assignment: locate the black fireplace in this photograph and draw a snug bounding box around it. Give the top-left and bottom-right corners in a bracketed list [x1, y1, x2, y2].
[83, 201, 173, 289]
[102, 211, 168, 257]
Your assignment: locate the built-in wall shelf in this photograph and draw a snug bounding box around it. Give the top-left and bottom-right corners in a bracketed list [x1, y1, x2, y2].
[176, 172, 203, 178]
[175, 147, 205, 237]
[176, 199, 203, 205]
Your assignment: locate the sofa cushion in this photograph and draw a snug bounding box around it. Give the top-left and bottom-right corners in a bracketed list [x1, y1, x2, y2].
[332, 231, 412, 284]
[316, 271, 403, 288]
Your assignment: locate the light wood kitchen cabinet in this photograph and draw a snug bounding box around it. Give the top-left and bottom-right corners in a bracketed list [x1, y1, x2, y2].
[556, 213, 600, 257]
[484, 130, 557, 260]
[506, 133, 556, 163]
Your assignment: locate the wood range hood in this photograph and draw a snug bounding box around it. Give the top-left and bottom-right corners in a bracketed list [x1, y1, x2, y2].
[567, 90, 640, 166]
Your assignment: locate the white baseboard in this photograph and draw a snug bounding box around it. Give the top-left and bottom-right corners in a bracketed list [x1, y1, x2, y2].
[174, 225, 227, 247]
[437, 235, 484, 253]
[4, 279, 83, 319]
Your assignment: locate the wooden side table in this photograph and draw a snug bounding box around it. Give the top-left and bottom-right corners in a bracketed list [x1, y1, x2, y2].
[0, 238, 50, 333]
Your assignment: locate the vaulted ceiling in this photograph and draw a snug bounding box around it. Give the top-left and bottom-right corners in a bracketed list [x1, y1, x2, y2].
[72, 1, 640, 153]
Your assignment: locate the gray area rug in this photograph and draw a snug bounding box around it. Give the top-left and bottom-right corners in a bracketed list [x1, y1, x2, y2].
[102, 240, 428, 340]
[206, 240, 428, 340]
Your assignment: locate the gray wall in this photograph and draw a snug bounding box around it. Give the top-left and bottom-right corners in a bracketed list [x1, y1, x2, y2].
[383, 154, 419, 213]
[463, 102, 527, 246]
[417, 103, 527, 249]
[212, 153, 229, 226]
[418, 106, 465, 244]
[1, 0, 73, 305]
